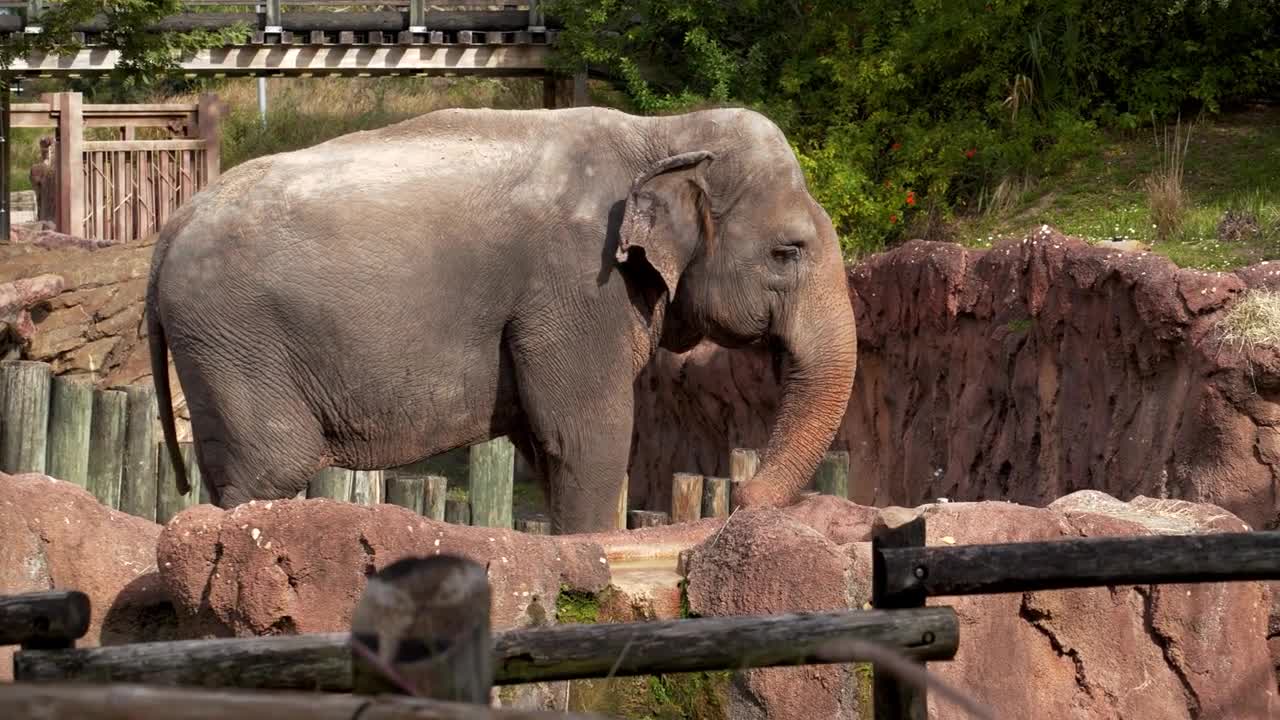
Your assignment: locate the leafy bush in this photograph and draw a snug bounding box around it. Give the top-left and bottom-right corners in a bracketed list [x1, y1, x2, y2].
[544, 0, 1280, 257]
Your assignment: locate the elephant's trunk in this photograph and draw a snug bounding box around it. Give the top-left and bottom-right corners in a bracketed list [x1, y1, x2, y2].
[748, 248, 858, 507]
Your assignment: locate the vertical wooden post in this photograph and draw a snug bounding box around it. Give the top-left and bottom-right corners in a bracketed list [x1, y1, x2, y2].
[527, 0, 544, 29]
[45, 375, 94, 487]
[671, 473, 704, 524]
[182, 441, 205, 505]
[386, 474, 426, 514]
[351, 470, 384, 505]
[517, 517, 551, 534]
[196, 94, 222, 185]
[444, 498, 471, 525]
[1, 75, 10, 242]
[627, 510, 668, 529]
[156, 441, 198, 524]
[871, 515, 928, 720]
[86, 389, 127, 508]
[701, 476, 730, 519]
[572, 70, 589, 106]
[0, 361, 52, 474]
[469, 437, 513, 529]
[729, 447, 759, 507]
[118, 385, 158, 521]
[424, 475, 447, 521]
[814, 451, 850, 499]
[350, 555, 493, 703]
[615, 472, 628, 531]
[408, 0, 425, 29]
[309, 466, 354, 500]
[54, 92, 83, 238]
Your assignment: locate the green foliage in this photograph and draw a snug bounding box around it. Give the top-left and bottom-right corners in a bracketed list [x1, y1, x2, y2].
[555, 585, 601, 624]
[0, 0, 250, 89]
[544, 0, 1280, 257]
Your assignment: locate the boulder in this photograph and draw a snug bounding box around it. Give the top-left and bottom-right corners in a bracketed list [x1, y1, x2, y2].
[629, 229, 1280, 535]
[0, 472, 170, 681]
[677, 492, 1277, 720]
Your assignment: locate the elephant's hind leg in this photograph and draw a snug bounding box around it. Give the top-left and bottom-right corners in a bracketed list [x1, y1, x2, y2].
[181, 367, 329, 508]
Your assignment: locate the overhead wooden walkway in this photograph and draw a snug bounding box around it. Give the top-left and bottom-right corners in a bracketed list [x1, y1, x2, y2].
[0, 1, 562, 77]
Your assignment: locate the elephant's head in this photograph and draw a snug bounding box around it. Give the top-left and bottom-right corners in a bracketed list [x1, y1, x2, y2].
[616, 108, 858, 509]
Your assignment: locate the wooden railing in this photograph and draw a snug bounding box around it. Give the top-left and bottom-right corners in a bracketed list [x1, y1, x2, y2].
[13, 92, 222, 242]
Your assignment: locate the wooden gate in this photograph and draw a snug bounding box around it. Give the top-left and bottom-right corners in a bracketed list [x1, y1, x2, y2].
[13, 92, 223, 242]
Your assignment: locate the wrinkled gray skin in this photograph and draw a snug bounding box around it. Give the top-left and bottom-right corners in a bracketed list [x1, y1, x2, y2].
[147, 106, 858, 534]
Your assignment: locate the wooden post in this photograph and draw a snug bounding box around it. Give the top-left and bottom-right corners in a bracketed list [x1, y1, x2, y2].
[54, 92, 83, 238]
[542, 75, 557, 109]
[814, 450, 850, 499]
[351, 470, 384, 505]
[701, 476, 730, 519]
[183, 441, 206, 505]
[45, 375, 94, 487]
[309, 466, 354, 501]
[527, 0, 544, 29]
[729, 447, 759, 503]
[385, 474, 426, 514]
[469, 436, 513, 529]
[0, 361, 52, 474]
[627, 510, 668, 529]
[86, 388, 127, 508]
[0, 590, 91, 650]
[615, 472, 629, 531]
[871, 515, 927, 720]
[156, 441, 198, 523]
[572, 70, 588, 106]
[423, 475, 447, 521]
[196, 93, 222, 184]
[118, 384, 158, 521]
[445, 498, 471, 525]
[670, 473, 703, 524]
[517, 517, 551, 535]
[1, 75, 9, 242]
[351, 555, 493, 703]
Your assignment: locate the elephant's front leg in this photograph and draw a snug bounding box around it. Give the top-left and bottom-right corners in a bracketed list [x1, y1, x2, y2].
[507, 321, 635, 535]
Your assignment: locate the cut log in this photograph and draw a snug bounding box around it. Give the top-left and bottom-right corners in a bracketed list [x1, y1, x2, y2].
[86, 388, 127, 509]
[45, 375, 93, 487]
[0, 590, 90, 649]
[0, 360, 51, 474]
[670, 472, 703, 523]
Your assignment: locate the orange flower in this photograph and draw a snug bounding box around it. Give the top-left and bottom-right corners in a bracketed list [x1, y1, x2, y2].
[906, 191, 916, 206]
[891, 142, 901, 151]
[890, 214, 898, 224]
[965, 148, 977, 159]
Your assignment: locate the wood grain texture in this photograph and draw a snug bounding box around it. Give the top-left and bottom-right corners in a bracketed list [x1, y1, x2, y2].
[626, 510, 668, 529]
[670, 473, 703, 524]
[45, 375, 93, 487]
[469, 437, 513, 529]
[871, 515, 928, 720]
[813, 451, 850, 499]
[0, 360, 51, 474]
[14, 608, 958, 688]
[878, 529, 1280, 602]
[0, 591, 91, 649]
[0, 682, 602, 719]
[700, 476, 729, 519]
[309, 467, 354, 501]
[86, 388, 127, 509]
[118, 384, 158, 522]
[386, 475, 426, 514]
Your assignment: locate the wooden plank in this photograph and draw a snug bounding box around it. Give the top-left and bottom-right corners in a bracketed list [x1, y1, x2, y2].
[469, 437, 513, 529]
[445, 498, 470, 525]
[308, 467, 354, 501]
[8, 45, 552, 77]
[670, 472, 702, 524]
[0, 683, 600, 720]
[80, 139, 206, 153]
[0, 591, 90, 649]
[351, 556, 492, 702]
[0, 360, 52, 475]
[350, 470, 384, 505]
[385, 474, 426, 514]
[45, 375, 94, 488]
[13, 607, 960, 688]
[86, 388, 127, 509]
[156, 441, 198, 524]
[878, 529, 1280, 603]
[424, 475, 447, 521]
[55, 93, 83, 236]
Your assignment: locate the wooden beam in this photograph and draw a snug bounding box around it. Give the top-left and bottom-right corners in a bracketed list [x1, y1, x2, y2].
[0, 683, 603, 720]
[14, 607, 960, 689]
[875, 529, 1280, 604]
[0, 591, 91, 649]
[0, 9, 546, 33]
[7, 45, 552, 77]
[82, 139, 205, 152]
[872, 516, 928, 720]
[53, 92, 83, 236]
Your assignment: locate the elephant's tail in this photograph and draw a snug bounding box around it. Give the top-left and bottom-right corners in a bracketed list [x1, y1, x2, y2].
[147, 294, 190, 497]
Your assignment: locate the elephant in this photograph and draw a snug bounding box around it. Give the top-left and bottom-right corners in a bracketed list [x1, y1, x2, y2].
[146, 104, 858, 534]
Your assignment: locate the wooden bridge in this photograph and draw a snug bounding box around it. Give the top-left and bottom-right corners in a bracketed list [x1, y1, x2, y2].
[0, 1, 566, 78]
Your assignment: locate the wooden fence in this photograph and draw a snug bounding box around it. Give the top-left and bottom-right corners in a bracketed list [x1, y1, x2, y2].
[0, 359, 852, 533]
[0, 359, 525, 530]
[14, 91, 223, 242]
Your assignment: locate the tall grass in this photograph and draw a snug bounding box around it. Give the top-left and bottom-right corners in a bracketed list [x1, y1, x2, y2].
[1144, 114, 1195, 244]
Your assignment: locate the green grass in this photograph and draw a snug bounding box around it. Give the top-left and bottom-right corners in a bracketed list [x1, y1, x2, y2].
[955, 104, 1280, 271]
[1215, 289, 1280, 354]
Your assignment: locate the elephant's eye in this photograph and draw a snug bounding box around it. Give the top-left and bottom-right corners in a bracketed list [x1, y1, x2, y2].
[771, 243, 803, 262]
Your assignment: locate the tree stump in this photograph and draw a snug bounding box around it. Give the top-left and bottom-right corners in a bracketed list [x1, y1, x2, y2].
[701, 476, 730, 519]
[119, 385, 158, 521]
[45, 375, 93, 487]
[423, 475, 447, 521]
[386, 475, 426, 514]
[469, 437, 514, 529]
[0, 361, 52, 475]
[87, 389, 127, 508]
[309, 467, 354, 501]
[670, 473, 704, 524]
[627, 510, 668, 529]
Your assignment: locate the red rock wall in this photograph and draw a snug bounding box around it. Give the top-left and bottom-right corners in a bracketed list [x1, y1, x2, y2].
[629, 229, 1280, 533]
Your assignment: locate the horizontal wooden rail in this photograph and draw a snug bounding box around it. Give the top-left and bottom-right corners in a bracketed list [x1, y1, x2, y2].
[0, 682, 602, 720]
[0, 591, 90, 649]
[874, 529, 1280, 606]
[11, 103, 199, 129]
[14, 607, 959, 689]
[83, 139, 207, 152]
[0, 9, 556, 33]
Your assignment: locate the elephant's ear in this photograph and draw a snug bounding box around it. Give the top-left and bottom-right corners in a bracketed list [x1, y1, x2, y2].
[616, 150, 716, 302]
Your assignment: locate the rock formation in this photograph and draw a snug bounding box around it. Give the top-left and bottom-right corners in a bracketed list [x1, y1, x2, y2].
[631, 228, 1280, 533]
